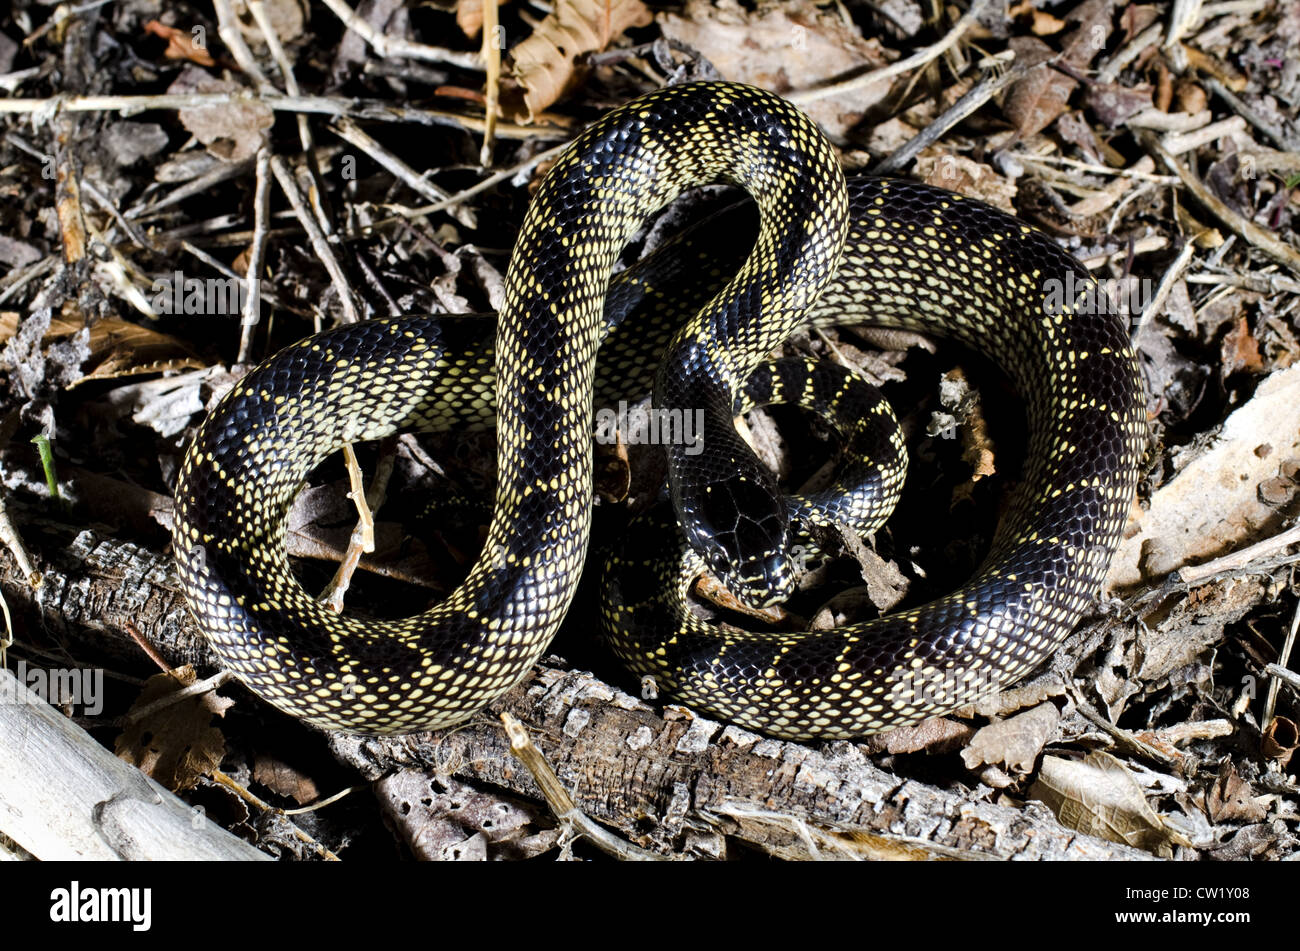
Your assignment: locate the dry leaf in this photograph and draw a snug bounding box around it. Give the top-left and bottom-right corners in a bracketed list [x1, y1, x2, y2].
[0, 313, 204, 385]
[1086, 81, 1155, 127]
[960, 702, 1059, 774]
[1262, 716, 1298, 766]
[143, 20, 216, 67]
[952, 680, 1068, 719]
[1030, 751, 1186, 856]
[1002, 36, 1075, 138]
[1059, 0, 1116, 67]
[1206, 763, 1268, 822]
[858, 717, 974, 755]
[253, 755, 320, 806]
[1003, 0, 1115, 138]
[659, 0, 892, 140]
[1030, 10, 1066, 34]
[508, 0, 652, 120]
[115, 666, 233, 792]
[1108, 364, 1300, 589]
[914, 152, 1017, 214]
[1221, 316, 1264, 376]
[231, 0, 306, 46]
[169, 67, 273, 162]
[457, 0, 511, 37]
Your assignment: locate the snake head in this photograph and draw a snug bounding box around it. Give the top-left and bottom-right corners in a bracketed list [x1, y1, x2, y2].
[675, 469, 799, 609]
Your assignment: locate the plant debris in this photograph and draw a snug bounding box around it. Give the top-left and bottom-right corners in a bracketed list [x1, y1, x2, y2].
[0, 0, 1296, 865]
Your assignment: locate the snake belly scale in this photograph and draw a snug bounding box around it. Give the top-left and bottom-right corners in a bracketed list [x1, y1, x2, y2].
[173, 81, 1146, 739]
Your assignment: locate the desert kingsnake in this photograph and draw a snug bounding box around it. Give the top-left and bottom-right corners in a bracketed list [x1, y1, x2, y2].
[173, 81, 1146, 739]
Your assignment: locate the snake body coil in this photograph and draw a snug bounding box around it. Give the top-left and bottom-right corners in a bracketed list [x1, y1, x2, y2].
[173, 82, 1146, 738]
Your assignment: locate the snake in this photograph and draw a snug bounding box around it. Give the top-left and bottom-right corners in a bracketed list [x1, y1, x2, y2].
[172, 81, 1147, 740]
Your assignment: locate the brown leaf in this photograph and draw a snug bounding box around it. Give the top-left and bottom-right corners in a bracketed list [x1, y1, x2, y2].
[143, 20, 217, 67]
[914, 152, 1017, 214]
[1003, 36, 1076, 138]
[858, 717, 974, 755]
[508, 0, 653, 119]
[659, 0, 892, 140]
[253, 754, 320, 806]
[1030, 751, 1188, 856]
[170, 67, 273, 162]
[1262, 716, 1298, 766]
[1221, 316, 1264, 376]
[960, 702, 1059, 774]
[1118, 3, 1162, 43]
[457, 0, 511, 37]
[115, 666, 233, 792]
[0, 312, 204, 385]
[1086, 81, 1154, 127]
[1060, 0, 1116, 69]
[1206, 763, 1268, 822]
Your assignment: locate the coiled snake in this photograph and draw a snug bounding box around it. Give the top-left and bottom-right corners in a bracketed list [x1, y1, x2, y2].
[173, 82, 1146, 740]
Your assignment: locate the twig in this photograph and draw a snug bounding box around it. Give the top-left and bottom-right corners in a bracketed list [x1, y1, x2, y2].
[212, 0, 272, 89]
[1185, 268, 1300, 296]
[281, 783, 368, 816]
[1139, 131, 1300, 277]
[320, 441, 394, 612]
[1099, 22, 1164, 83]
[270, 155, 362, 323]
[123, 620, 176, 674]
[80, 177, 152, 249]
[1201, 77, 1300, 152]
[789, 0, 991, 105]
[0, 256, 57, 306]
[1265, 664, 1300, 697]
[1164, 0, 1204, 48]
[211, 769, 341, 860]
[384, 140, 570, 219]
[1132, 235, 1197, 339]
[1073, 698, 1180, 769]
[1161, 116, 1247, 155]
[329, 119, 477, 227]
[0, 494, 40, 588]
[1264, 602, 1300, 730]
[871, 58, 1024, 175]
[0, 92, 556, 139]
[247, 0, 315, 155]
[1017, 152, 1176, 184]
[125, 155, 255, 221]
[481, 0, 501, 168]
[1079, 235, 1170, 269]
[500, 712, 668, 861]
[178, 237, 317, 323]
[238, 148, 272, 364]
[1176, 522, 1300, 585]
[121, 671, 235, 725]
[319, 0, 483, 71]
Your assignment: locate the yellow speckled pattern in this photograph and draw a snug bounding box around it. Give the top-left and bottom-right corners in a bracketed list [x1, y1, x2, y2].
[600, 175, 1147, 740]
[173, 82, 848, 733]
[174, 82, 1146, 740]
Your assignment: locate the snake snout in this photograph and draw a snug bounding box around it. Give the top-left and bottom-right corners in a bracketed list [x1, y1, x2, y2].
[685, 472, 801, 608]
